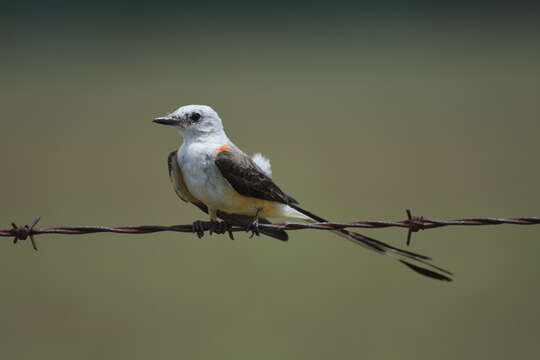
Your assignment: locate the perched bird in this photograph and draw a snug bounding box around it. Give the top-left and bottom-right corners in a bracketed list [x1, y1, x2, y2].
[153, 105, 452, 281]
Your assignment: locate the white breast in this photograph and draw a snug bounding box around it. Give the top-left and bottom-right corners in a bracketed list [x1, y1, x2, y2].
[178, 141, 240, 211]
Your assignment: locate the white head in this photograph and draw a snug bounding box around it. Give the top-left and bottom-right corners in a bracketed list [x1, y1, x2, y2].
[153, 104, 225, 139]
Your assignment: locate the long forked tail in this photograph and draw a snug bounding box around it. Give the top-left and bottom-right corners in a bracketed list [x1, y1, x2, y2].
[290, 205, 453, 281]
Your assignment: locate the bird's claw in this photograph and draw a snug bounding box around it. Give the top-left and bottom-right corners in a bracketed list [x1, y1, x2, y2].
[215, 221, 235, 240]
[192, 220, 205, 238]
[209, 220, 220, 235]
[221, 222, 235, 240]
[192, 220, 235, 240]
[247, 224, 260, 238]
[246, 211, 262, 238]
[211, 220, 236, 240]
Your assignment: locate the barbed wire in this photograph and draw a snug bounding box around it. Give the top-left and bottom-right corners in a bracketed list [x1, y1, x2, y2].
[1, 210, 539, 251]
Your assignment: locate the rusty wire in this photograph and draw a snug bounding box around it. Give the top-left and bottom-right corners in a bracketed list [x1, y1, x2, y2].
[1, 210, 539, 251]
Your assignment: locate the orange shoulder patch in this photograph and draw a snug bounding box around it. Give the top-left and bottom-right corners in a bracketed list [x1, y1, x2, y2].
[218, 145, 229, 152]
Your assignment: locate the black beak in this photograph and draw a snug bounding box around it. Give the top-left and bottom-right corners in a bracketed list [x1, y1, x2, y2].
[153, 116, 180, 126]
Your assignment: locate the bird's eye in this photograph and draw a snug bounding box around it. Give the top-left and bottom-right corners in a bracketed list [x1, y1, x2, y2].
[190, 113, 201, 122]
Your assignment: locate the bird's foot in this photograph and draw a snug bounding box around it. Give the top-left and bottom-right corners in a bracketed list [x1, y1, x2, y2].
[192, 220, 206, 239]
[213, 221, 235, 240]
[208, 220, 235, 240]
[209, 219, 219, 235]
[246, 209, 262, 238]
[192, 220, 235, 240]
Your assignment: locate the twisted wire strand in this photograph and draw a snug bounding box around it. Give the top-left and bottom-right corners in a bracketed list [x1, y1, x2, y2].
[2, 211, 539, 251]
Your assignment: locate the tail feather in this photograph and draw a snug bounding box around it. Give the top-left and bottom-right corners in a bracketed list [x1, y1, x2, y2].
[399, 260, 452, 281]
[290, 205, 432, 260]
[290, 205, 452, 281]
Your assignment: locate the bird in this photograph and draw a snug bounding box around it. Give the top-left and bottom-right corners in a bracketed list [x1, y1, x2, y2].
[153, 104, 452, 281]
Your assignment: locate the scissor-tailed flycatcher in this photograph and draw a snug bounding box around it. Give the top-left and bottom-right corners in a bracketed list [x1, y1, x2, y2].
[153, 104, 452, 281]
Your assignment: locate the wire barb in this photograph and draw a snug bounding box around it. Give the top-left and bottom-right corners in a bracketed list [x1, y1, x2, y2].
[10, 217, 41, 251]
[406, 209, 425, 246]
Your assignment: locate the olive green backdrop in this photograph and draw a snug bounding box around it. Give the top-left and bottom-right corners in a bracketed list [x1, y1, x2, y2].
[2, 2, 539, 359]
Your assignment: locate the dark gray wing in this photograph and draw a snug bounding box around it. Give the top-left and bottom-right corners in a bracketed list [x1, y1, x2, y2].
[215, 150, 298, 205]
[167, 151, 288, 241]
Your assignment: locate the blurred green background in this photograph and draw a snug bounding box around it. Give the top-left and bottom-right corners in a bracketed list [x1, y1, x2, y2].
[2, 2, 539, 359]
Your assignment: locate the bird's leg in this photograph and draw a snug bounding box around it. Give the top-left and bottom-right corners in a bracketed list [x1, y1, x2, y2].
[247, 208, 263, 238]
[191, 220, 205, 239]
[208, 208, 219, 235]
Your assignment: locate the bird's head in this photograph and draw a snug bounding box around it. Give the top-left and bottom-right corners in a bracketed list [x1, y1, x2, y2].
[153, 104, 224, 139]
